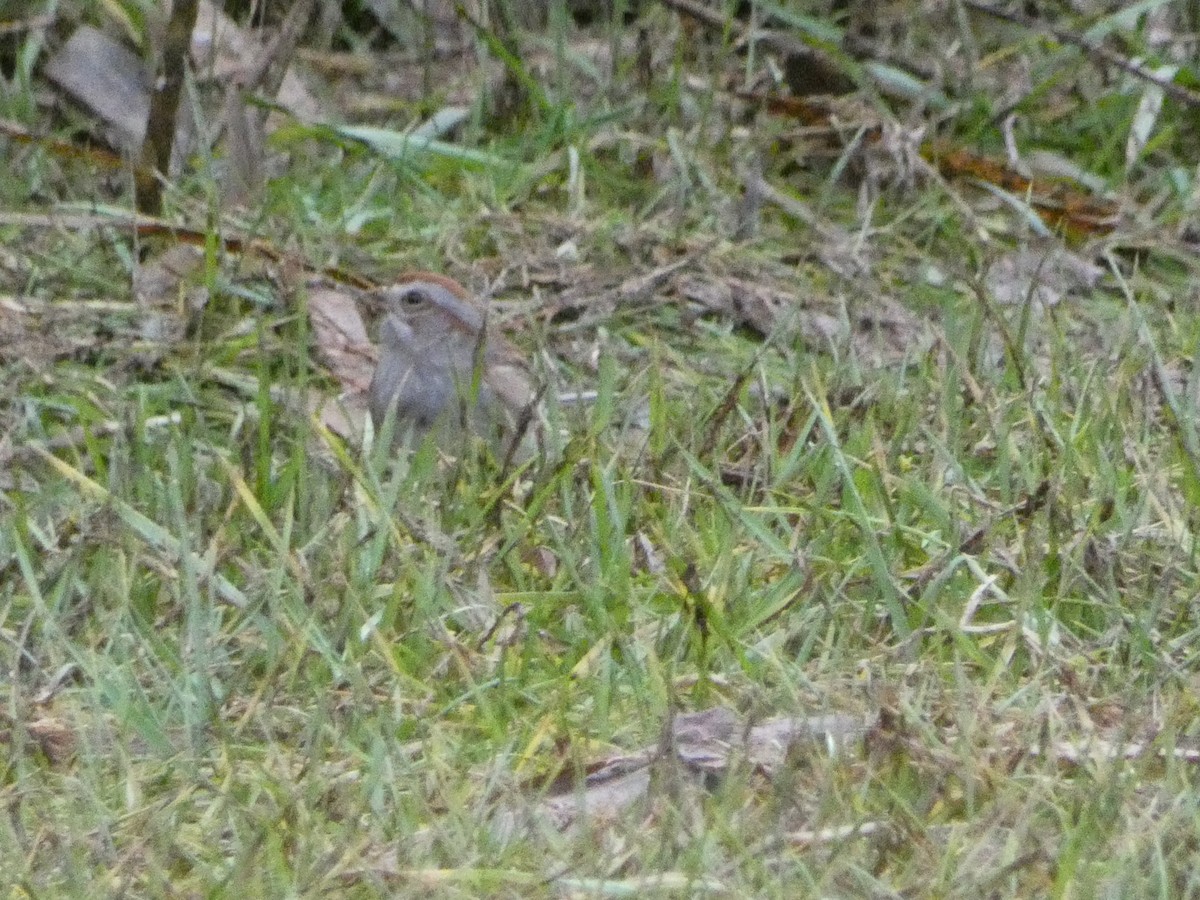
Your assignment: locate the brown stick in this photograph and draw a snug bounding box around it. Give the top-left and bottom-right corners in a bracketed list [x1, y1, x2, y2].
[135, 0, 200, 214]
[964, 0, 1200, 110]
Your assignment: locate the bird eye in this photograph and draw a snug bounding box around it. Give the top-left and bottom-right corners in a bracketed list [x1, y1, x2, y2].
[400, 289, 426, 306]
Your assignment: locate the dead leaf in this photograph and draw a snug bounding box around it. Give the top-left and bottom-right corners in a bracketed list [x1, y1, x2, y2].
[522, 546, 559, 578]
[133, 244, 206, 310]
[633, 531, 665, 576]
[192, 1, 324, 125]
[677, 273, 832, 342]
[497, 706, 874, 836]
[985, 244, 1103, 309]
[304, 286, 377, 442]
[25, 716, 77, 766]
[308, 286, 376, 393]
[43, 26, 156, 152]
[308, 389, 369, 443]
[729, 278, 801, 336]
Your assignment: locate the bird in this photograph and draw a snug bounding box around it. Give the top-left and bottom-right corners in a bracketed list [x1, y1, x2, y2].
[367, 272, 537, 454]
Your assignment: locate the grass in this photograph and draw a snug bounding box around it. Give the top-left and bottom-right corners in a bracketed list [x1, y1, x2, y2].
[5, 0, 1200, 896]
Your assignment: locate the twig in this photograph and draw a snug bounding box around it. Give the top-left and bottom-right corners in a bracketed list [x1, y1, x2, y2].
[0, 209, 375, 291]
[136, 0, 200, 213]
[658, 0, 938, 86]
[964, 0, 1200, 110]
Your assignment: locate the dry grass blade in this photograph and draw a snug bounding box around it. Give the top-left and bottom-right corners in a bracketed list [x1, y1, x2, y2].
[964, 0, 1200, 109]
[29, 447, 247, 609]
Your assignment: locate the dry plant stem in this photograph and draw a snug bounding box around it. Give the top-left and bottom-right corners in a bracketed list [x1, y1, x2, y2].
[214, 0, 315, 201]
[239, 0, 316, 99]
[967, 276, 1027, 391]
[964, 0, 1200, 110]
[455, 1, 548, 115]
[905, 478, 1050, 602]
[743, 171, 856, 248]
[0, 210, 376, 291]
[1109, 250, 1200, 485]
[0, 118, 155, 182]
[659, 0, 937, 88]
[136, 0, 200, 214]
[0, 15, 53, 36]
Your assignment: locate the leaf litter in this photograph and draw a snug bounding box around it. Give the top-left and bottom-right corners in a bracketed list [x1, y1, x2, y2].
[9, 1, 1200, 892]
